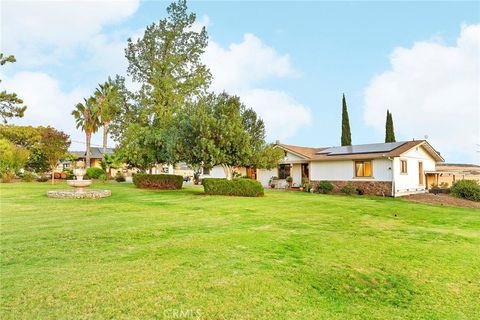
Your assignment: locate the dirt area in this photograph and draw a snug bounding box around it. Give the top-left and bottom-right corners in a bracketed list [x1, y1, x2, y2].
[403, 193, 480, 209]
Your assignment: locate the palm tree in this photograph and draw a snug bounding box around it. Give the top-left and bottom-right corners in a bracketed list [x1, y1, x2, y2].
[95, 78, 120, 154]
[72, 97, 100, 168]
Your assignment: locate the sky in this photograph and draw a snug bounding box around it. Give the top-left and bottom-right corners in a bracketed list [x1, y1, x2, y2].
[1, 0, 479, 164]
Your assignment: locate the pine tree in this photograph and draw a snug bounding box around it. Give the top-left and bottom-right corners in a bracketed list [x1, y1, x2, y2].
[341, 94, 352, 146]
[385, 110, 396, 143]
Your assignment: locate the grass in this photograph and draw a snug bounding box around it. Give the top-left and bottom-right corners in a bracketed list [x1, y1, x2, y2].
[1, 182, 479, 319]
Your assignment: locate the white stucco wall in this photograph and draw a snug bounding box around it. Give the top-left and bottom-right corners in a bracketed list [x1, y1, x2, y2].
[281, 151, 305, 162]
[310, 159, 393, 182]
[257, 168, 278, 187]
[393, 145, 436, 196]
[200, 166, 247, 179]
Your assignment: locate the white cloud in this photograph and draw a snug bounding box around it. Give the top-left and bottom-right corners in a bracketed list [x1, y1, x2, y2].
[205, 33, 297, 92]
[242, 89, 311, 140]
[190, 14, 210, 33]
[1, 0, 139, 65]
[204, 34, 310, 141]
[1, 72, 97, 150]
[364, 24, 480, 164]
[0, 0, 140, 150]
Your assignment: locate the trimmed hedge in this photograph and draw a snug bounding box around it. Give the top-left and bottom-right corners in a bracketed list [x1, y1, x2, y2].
[133, 173, 183, 190]
[450, 179, 480, 202]
[86, 167, 105, 179]
[202, 178, 264, 197]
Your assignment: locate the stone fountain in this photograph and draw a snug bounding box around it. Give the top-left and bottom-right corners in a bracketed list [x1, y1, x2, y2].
[47, 161, 111, 199]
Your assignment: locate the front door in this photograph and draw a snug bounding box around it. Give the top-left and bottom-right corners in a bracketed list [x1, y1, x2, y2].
[246, 168, 256, 180]
[418, 162, 424, 186]
[301, 163, 309, 182]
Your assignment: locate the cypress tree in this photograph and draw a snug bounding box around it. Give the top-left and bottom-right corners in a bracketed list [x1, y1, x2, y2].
[385, 110, 396, 143]
[341, 93, 352, 146]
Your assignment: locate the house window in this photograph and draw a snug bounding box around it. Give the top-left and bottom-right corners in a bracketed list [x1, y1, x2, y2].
[400, 160, 408, 174]
[354, 160, 372, 177]
[278, 164, 291, 179]
[203, 167, 210, 175]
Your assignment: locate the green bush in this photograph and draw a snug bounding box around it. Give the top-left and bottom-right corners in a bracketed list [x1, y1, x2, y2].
[64, 168, 74, 179]
[133, 173, 183, 190]
[315, 180, 333, 194]
[115, 171, 126, 182]
[36, 176, 49, 182]
[450, 180, 480, 202]
[21, 171, 36, 182]
[202, 178, 264, 197]
[340, 184, 356, 195]
[86, 167, 105, 179]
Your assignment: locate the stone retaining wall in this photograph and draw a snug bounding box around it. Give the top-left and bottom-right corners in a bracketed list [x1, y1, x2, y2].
[47, 190, 112, 199]
[311, 180, 393, 197]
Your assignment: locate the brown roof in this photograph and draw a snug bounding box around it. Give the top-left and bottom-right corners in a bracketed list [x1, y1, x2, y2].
[276, 144, 327, 159]
[277, 140, 444, 162]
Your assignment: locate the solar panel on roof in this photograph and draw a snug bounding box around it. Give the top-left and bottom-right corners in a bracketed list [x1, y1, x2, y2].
[316, 141, 406, 156]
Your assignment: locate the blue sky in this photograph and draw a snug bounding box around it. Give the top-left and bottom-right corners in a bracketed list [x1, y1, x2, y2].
[2, 0, 479, 163]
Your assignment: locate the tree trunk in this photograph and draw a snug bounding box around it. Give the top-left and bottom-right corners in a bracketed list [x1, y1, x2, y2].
[51, 166, 55, 184]
[86, 131, 91, 168]
[102, 122, 109, 154]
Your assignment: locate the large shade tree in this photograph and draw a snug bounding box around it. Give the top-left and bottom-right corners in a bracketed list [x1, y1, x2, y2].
[40, 127, 70, 184]
[0, 125, 69, 174]
[72, 97, 100, 168]
[0, 138, 29, 182]
[176, 92, 282, 179]
[0, 53, 27, 123]
[114, 0, 211, 168]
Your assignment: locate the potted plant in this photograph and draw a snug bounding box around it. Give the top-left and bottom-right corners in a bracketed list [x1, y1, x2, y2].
[286, 176, 293, 188]
[269, 176, 278, 189]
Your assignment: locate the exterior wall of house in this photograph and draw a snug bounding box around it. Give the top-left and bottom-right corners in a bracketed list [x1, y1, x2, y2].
[310, 159, 393, 182]
[257, 168, 278, 187]
[200, 166, 247, 179]
[308, 158, 393, 196]
[91, 159, 102, 168]
[393, 146, 436, 196]
[281, 151, 305, 162]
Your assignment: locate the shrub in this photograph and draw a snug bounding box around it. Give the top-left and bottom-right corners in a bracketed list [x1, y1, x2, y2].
[315, 180, 333, 194]
[98, 173, 107, 182]
[356, 187, 365, 195]
[64, 169, 74, 179]
[450, 180, 480, 202]
[86, 167, 105, 179]
[1, 172, 15, 183]
[133, 173, 183, 190]
[340, 184, 356, 195]
[36, 176, 49, 182]
[22, 171, 36, 182]
[202, 178, 264, 197]
[115, 171, 126, 182]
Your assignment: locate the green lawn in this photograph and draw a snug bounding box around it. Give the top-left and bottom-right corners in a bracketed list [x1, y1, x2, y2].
[1, 182, 479, 319]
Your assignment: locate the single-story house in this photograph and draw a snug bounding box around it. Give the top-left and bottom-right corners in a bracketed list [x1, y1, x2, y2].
[69, 147, 115, 169]
[201, 140, 445, 197]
